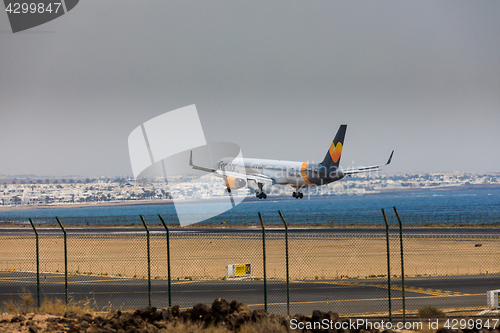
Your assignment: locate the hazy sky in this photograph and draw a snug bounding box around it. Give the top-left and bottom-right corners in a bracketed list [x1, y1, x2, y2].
[1, 1, 499, 176]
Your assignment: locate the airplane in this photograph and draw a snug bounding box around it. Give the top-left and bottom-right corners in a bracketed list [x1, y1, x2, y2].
[189, 125, 393, 199]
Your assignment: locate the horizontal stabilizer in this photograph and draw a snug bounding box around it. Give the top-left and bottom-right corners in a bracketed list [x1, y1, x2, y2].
[344, 150, 394, 175]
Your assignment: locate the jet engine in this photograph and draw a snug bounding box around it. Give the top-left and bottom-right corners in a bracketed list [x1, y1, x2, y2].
[225, 177, 247, 189]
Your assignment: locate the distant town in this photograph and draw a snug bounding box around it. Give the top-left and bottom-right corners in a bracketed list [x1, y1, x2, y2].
[0, 172, 498, 207]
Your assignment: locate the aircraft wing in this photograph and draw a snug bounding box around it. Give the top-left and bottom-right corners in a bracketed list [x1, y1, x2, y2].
[343, 150, 394, 176]
[189, 151, 275, 186]
[215, 170, 275, 186]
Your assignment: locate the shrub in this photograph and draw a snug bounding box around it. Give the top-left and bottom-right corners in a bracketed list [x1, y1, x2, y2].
[39, 298, 95, 315]
[418, 305, 446, 318]
[2, 298, 18, 312]
[21, 292, 34, 313]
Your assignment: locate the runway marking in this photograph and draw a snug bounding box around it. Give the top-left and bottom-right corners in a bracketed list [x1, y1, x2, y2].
[0, 290, 485, 301]
[0, 277, 220, 286]
[0, 284, 474, 297]
[0, 274, 474, 297]
[244, 293, 484, 308]
[0, 277, 136, 284]
[0, 274, 478, 299]
[292, 280, 470, 297]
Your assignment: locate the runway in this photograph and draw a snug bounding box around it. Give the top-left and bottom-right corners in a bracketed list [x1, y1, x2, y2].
[0, 271, 495, 315]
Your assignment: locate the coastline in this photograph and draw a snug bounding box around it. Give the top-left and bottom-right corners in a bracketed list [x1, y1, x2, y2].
[368, 183, 500, 195]
[0, 199, 174, 212]
[1, 184, 499, 212]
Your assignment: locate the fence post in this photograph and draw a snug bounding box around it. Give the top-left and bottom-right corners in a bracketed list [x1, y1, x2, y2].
[393, 207, 405, 324]
[381, 209, 392, 323]
[258, 212, 267, 313]
[28, 218, 40, 308]
[140, 215, 152, 307]
[158, 214, 171, 307]
[55, 217, 68, 305]
[278, 210, 290, 317]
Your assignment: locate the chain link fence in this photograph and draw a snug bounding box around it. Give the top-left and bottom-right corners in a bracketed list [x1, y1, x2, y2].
[1, 210, 499, 316]
[2, 210, 500, 226]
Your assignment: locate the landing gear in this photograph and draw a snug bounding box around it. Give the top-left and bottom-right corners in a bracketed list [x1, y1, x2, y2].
[225, 187, 232, 193]
[255, 182, 267, 199]
[292, 190, 304, 199]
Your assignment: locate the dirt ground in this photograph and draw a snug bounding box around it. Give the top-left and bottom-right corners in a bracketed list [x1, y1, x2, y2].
[1, 234, 499, 280]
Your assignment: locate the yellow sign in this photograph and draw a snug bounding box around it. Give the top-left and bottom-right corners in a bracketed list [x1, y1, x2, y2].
[234, 264, 251, 276]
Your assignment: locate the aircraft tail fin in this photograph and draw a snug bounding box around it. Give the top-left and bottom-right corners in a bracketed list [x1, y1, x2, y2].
[320, 125, 347, 169]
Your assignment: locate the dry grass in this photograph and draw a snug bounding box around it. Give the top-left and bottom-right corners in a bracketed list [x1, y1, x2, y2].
[2, 291, 96, 316]
[38, 298, 96, 316]
[2, 299, 17, 313]
[20, 291, 34, 313]
[1, 288, 35, 313]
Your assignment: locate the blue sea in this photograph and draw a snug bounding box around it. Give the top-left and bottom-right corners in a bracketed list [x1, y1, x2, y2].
[1, 188, 499, 226]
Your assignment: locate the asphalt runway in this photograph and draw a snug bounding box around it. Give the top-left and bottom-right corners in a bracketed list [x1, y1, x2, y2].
[1, 271, 496, 315]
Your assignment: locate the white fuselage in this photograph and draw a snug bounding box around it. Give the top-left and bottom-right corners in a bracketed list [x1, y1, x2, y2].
[216, 157, 344, 188]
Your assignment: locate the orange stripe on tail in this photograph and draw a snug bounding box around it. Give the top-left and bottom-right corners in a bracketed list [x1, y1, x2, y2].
[301, 162, 312, 185]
